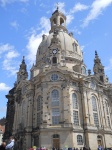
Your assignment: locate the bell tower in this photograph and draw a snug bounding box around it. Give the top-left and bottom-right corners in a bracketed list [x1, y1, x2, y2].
[49, 6, 68, 33]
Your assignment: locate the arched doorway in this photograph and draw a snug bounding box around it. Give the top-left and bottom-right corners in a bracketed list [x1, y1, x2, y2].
[97, 135, 103, 147]
[52, 134, 60, 149]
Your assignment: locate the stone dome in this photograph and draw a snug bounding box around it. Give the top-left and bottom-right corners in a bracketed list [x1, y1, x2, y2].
[36, 9, 83, 67]
[36, 31, 82, 61]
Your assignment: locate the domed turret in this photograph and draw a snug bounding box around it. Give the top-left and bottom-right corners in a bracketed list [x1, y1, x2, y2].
[49, 7, 68, 33]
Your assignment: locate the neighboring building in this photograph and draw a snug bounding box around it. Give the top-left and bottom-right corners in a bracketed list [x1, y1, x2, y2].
[0, 125, 5, 145]
[4, 8, 112, 150]
[3, 88, 15, 141]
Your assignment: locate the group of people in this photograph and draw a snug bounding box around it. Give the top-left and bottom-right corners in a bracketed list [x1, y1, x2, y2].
[0, 136, 17, 150]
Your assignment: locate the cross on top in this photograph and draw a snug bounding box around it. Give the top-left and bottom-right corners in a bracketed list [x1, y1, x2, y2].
[56, 3, 59, 10]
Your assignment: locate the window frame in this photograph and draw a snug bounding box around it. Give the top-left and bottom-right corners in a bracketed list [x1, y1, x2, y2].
[77, 135, 83, 145]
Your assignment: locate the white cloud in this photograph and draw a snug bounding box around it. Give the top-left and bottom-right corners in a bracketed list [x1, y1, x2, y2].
[21, 8, 28, 14]
[0, 43, 13, 55]
[58, 2, 65, 14]
[5, 51, 19, 59]
[70, 3, 89, 14]
[105, 58, 112, 71]
[3, 50, 20, 75]
[10, 21, 19, 30]
[0, 0, 29, 7]
[0, 43, 20, 76]
[26, 17, 50, 65]
[54, 2, 88, 25]
[82, 0, 112, 27]
[0, 83, 11, 91]
[66, 15, 74, 25]
[53, 2, 65, 14]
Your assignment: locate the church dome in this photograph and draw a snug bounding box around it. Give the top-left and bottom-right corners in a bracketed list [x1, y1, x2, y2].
[36, 31, 82, 59]
[36, 8, 83, 67]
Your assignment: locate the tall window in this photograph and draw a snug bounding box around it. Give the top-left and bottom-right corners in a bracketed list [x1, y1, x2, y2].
[52, 108, 60, 124]
[107, 116, 111, 127]
[91, 96, 99, 126]
[37, 96, 42, 126]
[105, 102, 109, 115]
[73, 42, 77, 52]
[92, 96, 97, 111]
[73, 111, 79, 125]
[52, 90, 59, 106]
[81, 66, 86, 75]
[72, 93, 79, 125]
[37, 95, 42, 110]
[72, 93, 78, 109]
[77, 135, 83, 145]
[51, 89, 60, 125]
[105, 101, 111, 127]
[93, 113, 99, 126]
[52, 57, 57, 64]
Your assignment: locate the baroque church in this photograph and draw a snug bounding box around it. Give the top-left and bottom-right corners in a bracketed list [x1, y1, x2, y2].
[4, 8, 112, 150]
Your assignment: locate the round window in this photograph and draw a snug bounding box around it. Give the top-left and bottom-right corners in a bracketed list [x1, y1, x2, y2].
[51, 74, 58, 81]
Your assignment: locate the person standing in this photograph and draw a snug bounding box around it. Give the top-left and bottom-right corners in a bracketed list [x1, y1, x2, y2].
[98, 145, 102, 150]
[0, 142, 6, 150]
[5, 136, 14, 150]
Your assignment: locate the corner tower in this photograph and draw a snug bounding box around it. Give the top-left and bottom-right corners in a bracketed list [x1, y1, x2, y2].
[17, 56, 28, 83]
[93, 51, 105, 82]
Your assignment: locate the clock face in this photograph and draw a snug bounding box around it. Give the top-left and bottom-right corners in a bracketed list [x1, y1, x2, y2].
[52, 49, 57, 54]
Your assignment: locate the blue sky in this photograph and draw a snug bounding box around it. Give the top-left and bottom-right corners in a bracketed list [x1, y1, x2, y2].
[0, 0, 112, 119]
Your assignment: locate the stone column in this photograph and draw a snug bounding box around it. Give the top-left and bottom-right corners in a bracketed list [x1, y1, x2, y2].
[83, 90, 90, 125]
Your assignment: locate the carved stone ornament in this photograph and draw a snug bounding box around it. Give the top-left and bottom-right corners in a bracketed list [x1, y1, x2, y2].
[16, 90, 22, 104]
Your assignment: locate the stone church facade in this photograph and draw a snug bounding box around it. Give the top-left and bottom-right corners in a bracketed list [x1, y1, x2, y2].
[4, 8, 112, 150]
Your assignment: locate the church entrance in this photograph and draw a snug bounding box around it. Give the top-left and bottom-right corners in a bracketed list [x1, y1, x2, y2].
[52, 134, 60, 149]
[97, 135, 103, 147]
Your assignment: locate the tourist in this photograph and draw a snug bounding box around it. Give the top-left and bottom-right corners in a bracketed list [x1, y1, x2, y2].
[0, 142, 6, 150]
[5, 136, 14, 149]
[98, 145, 102, 150]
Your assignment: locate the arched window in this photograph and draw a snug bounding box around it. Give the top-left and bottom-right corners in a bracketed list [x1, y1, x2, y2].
[60, 17, 64, 26]
[53, 18, 56, 25]
[81, 66, 86, 75]
[77, 135, 83, 145]
[91, 96, 99, 126]
[72, 42, 77, 52]
[52, 89, 60, 124]
[52, 57, 57, 64]
[52, 89, 59, 106]
[92, 96, 97, 111]
[72, 93, 78, 109]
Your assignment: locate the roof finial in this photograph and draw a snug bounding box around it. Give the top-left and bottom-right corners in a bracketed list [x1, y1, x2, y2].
[56, 3, 59, 10]
[22, 56, 25, 63]
[95, 50, 98, 56]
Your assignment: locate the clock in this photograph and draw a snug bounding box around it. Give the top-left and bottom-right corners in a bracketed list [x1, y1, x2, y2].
[52, 49, 58, 54]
